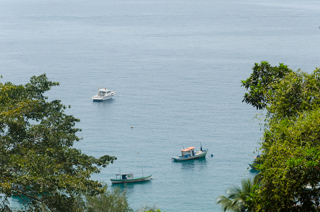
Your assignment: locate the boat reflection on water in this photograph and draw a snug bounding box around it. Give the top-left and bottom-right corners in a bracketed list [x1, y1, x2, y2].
[111, 178, 153, 197]
[179, 157, 207, 171]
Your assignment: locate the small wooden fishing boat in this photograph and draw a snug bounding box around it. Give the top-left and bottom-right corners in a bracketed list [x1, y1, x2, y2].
[172, 145, 208, 162]
[110, 173, 153, 184]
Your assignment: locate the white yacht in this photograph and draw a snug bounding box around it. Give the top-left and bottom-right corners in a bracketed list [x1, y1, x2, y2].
[92, 88, 115, 101]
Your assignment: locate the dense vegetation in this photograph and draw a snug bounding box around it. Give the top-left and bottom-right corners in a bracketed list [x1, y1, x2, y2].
[218, 62, 320, 211]
[0, 74, 118, 211]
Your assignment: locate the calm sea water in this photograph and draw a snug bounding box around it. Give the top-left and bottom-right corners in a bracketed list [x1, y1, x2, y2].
[1, 0, 319, 211]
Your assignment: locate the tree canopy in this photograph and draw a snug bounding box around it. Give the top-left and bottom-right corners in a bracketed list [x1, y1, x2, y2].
[86, 186, 133, 212]
[237, 63, 320, 211]
[241, 61, 292, 110]
[0, 74, 116, 211]
[217, 177, 259, 212]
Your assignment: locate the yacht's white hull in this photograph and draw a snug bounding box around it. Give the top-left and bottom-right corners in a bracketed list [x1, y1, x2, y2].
[92, 91, 115, 101]
[92, 94, 114, 101]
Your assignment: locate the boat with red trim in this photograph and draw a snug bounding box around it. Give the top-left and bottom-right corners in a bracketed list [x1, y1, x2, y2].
[172, 145, 207, 162]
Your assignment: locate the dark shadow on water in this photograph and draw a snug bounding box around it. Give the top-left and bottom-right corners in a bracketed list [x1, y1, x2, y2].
[175, 158, 207, 170]
[92, 99, 115, 108]
[12, 195, 31, 205]
[110, 180, 152, 192]
[249, 168, 260, 174]
[92, 98, 115, 104]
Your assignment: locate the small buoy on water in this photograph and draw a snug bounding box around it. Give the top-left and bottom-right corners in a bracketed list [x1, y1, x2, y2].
[211, 154, 213, 157]
[131, 126, 133, 128]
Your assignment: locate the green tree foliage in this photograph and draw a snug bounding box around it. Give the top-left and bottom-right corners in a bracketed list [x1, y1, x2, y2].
[86, 187, 133, 212]
[85, 187, 164, 212]
[217, 177, 259, 212]
[241, 61, 292, 110]
[239, 63, 320, 211]
[266, 69, 320, 122]
[256, 108, 320, 211]
[136, 205, 163, 212]
[0, 74, 116, 211]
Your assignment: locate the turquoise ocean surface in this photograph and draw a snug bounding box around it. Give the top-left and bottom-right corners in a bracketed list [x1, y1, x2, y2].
[0, 0, 319, 211]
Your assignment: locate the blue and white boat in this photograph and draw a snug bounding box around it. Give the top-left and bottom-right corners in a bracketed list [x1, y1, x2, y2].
[172, 145, 208, 162]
